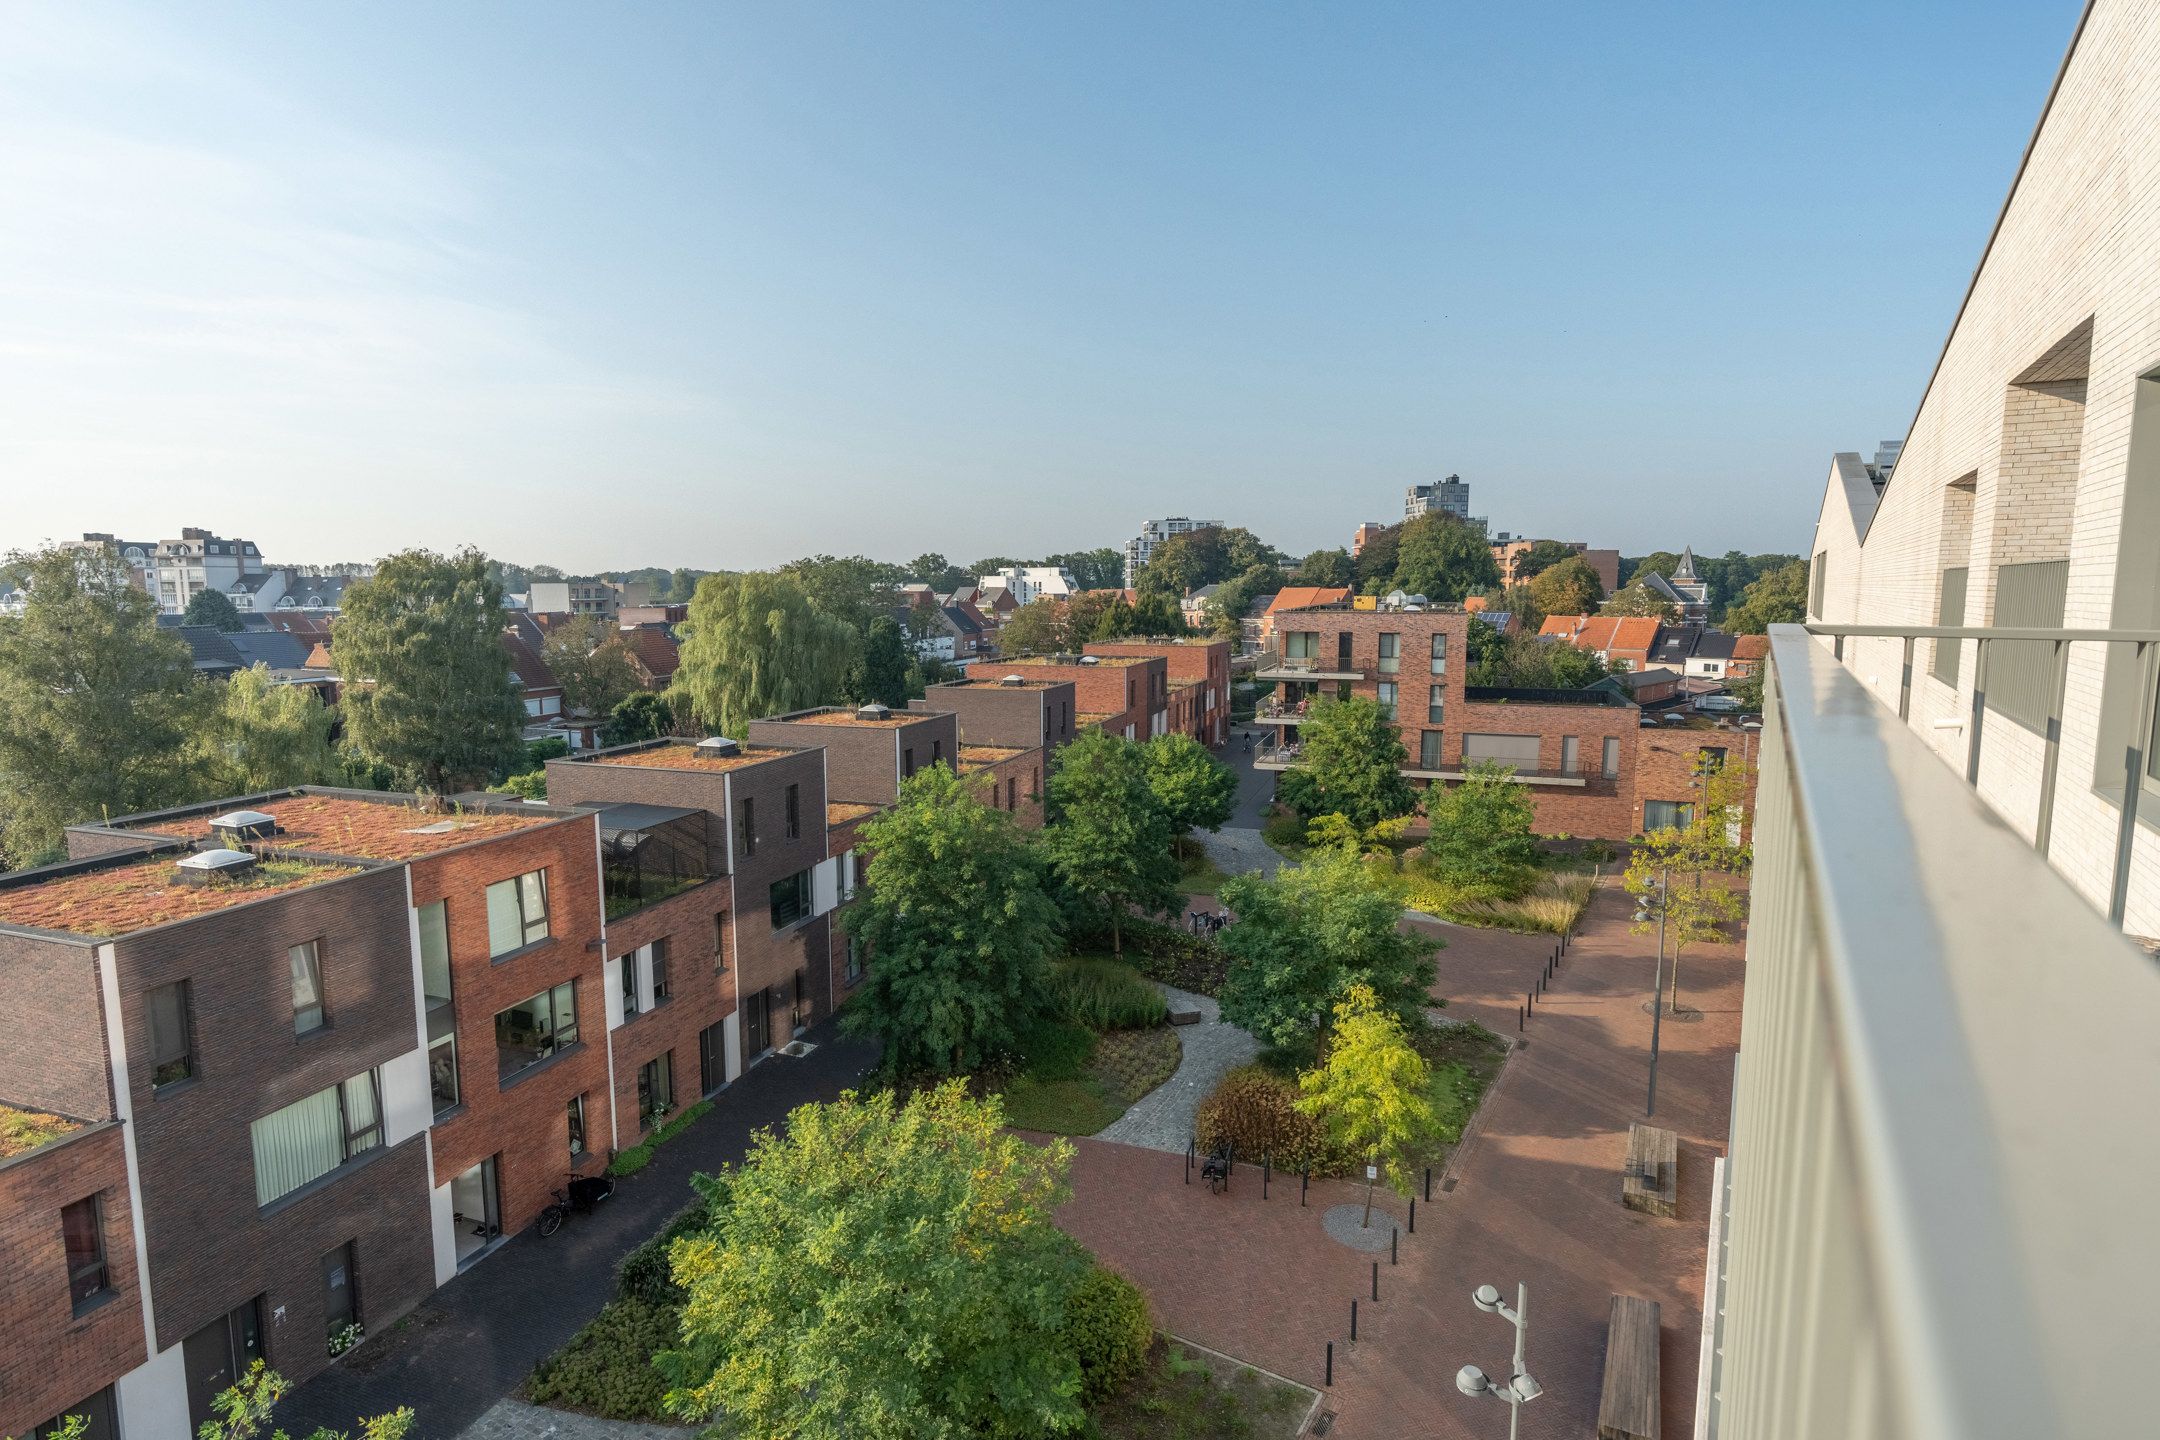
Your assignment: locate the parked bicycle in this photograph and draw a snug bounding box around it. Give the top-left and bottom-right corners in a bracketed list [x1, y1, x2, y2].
[538, 1173, 616, 1237]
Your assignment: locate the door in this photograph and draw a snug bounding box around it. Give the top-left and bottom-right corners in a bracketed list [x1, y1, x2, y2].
[450, 1157, 501, 1268]
[184, 1298, 264, 1429]
[699, 1021, 727, 1095]
[743, 989, 769, 1059]
[792, 970, 808, 1036]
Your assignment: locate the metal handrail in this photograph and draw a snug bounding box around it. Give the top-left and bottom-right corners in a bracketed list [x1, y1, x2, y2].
[1707, 626, 2160, 1440]
[1805, 620, 2160, 924]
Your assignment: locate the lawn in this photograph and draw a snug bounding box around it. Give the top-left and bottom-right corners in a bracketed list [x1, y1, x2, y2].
[1177, 848, 1233, 895]
[1093, 1339, 1314, 1440]
[1001, 1020, 1181, 1137]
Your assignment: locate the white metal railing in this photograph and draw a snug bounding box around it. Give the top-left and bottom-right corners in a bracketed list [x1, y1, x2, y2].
[1703, 626, 2160, 1439]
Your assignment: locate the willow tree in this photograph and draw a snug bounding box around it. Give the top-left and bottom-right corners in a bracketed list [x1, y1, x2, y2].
[334, 548, 526, 793]
[671, 572, 858, 736]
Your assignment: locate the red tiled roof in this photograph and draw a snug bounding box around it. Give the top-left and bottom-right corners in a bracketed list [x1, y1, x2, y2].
[1266, 586, 1352, 614]
[501, 631, 560, 693]
[619, 626, 679, 682]
[1730, 634, 1770, 660]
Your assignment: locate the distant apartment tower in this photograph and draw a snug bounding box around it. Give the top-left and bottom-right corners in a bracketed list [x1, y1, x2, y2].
[984, 566, 1079, 606]
[75, 529, 266, 614]
[1404, 475, 1470, 522]
[1123, 518, 1220, 588]
[1351, 522, 1386, 557]
[1871, 438, 1904, 477]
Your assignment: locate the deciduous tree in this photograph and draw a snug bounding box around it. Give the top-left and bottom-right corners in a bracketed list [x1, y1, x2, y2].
[20, 1361, 416, 1440]
[0, 544, 202, 864]
[853, 616, 911, 707]
[194, 665, 341, 795]
[1296, 983, 1454, 1226]
[842, 766, 1062, 1074]
[905, 552, 969, 593]
[1722, 560, 1810, 633]
[1510, 539, 1581, 581]
[1528, 554, 1604, 617]
[541, 614, 640, 718]
[1216, 852, 1439, 1054]
[1392, 513, 1500, 602]
[1141, 733, 1236, 850]
[659, 1084, 1088, 1440]
[672, 572, 858, 736]
[1274, 696, 1417, 828]
[604, 690, 679, 745]
[998, 598, 1065, 655]
[1038, 731, 1180, 954]
[1600, 579, 1679, 619]
[1627, 755, 1752, 1013]
[1293, 548, 1354, 589]
[1041, 548, 1124, 591]
[1422, 759, 1542, 893]
[183, 587, 246, 632]
[334, 548, 527, 793]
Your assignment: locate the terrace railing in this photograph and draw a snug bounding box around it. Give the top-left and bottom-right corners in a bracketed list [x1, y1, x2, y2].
[1703, 625, 2160, 1440]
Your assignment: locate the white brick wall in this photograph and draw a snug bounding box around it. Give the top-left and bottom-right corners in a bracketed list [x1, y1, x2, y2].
[1809, 0, 2160, 933]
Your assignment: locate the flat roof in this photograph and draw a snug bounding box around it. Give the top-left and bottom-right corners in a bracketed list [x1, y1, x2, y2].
[827, 801, 885, 826]
[1089, 637, 1224, 647]
[1077, 710, 1118, 723]
[935, 677, 1060, 690]
[1, 1104, 82, 1159]
[960, 744, 1026, 764]
[584, 743, 795, 774]
[0, 854, 364, 938]
[777, 709, 927, 729]
[135, 794, 557, 863]
[998, 654, 1154, 668]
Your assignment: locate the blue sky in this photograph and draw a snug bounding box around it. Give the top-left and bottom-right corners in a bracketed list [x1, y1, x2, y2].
[0, 1, 2082, 571]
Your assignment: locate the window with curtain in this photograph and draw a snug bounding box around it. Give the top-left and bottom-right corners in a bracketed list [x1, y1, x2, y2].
[1603, 736, 1621, 779]
[485, 870, 549, 956]
[1428, 686, 1444, 725]
[251, 1069, 381, 1207]
[1378, 633, 1400, 673]
[1420, 731, 1444, 770]
[1376, 682, 1397, 719]
[289, 941, 325, 1035]
[1644, 800, 1695, 832]
[62, 1196, 110, 1311]
[494, 982, 577, 1080]
[1430, 633, 1448, 675]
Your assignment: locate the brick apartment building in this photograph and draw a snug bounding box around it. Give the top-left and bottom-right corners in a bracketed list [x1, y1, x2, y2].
[915, 675, 1079, 755]
[964, 653, 1168, 741]
[1256, 604, 1757, 838]
[1082, 637, 1232, 746]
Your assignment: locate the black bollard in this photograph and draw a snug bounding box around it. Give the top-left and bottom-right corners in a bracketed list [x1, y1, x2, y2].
[1264, 1152, 1271, 1199]
[1185, 1140, 1192, 1185]
[1326, 1341, 1333, 1386]
[1302, 1170, 1309, 1207]
[1392, 1227, 1399, 1265]
[1351, 1298, 1358, 1342]
[1424, 1166, 1432, 1201]
[1518, 1005, 1524, 1032]
[1372, 1261, 1379, 1301]
[1409, 1196, 1417, 1233]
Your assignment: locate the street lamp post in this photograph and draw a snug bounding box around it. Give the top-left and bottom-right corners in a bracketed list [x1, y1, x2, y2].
[1634, 869, 1669, 1116]
[1455, 1282, 1540, 1440]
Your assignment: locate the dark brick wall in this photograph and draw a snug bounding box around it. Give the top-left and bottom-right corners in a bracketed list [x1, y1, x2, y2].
[962, 751, 1046, 831]
[0, 1124, 146, 1439]
[108, 866, 435, 1358]
[918, 680, 1076, 751]
[963, 658, 1164, 739]
[724, 750, 834, 1042]
[604, 878, 736, 1131]
[411, 818, 614, 1235]
[744, 712, 959, 806]
[0, 931, 113, 1120]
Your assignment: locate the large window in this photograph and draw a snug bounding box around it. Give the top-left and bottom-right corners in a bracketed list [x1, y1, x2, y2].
[485, 870, 549, 957]
[1378, 632, 1400, 674]
[1427, 685, 1444, 725]
[494, 982, 579, 1080]
[1419, 731, 1444, 770]
[250, 1071, 382, 1207]
[1644, 800, 1695, 833]
[1603, 736, 1622, 779]
[1562, 737, 1581, 774]
[651, 939, 670, 1004]
[147, 980, 195, 1089]
[844, 935, 864, 985]
[1429, 633, 1448, 675]
[620, 950, 642, 1020]
[1285, 630, 1317, 660]
[1989, 559, 2069, 734]
[418, 901, 451, 1008]
[32, 1388, 117, 1440]
[62, 1196, 111, 1312]
[1376, 682, 1397, 720]
[770, 870, 813, 930]
[1462, 733, 1542, 770]
[289, 940, 326, 1035]
[637, 1051, 675, 1130]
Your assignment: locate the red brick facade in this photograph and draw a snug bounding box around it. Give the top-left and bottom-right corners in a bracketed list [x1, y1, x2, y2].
[601, 878, 737, 1141]
[1084, 638, 1232, 746]
[0, 1124, 146, 1439]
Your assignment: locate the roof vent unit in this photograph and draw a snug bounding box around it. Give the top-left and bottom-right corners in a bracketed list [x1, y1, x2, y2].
[1000, 674, 1027, 687]
[1078, 655, 1101, 666]
[855, 703, 893, 721]
[174, 849, 259, 887]
[695, 736, 742, 757]
[207, 809, 278, 844]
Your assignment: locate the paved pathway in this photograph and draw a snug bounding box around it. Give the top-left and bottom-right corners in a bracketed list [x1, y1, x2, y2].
[1095, 985, 1260, 1153]
[279, 1023, 880, 1440]
[1057, 880, 1746, 1439]
[1201, 826, 1282, 879]
[460, 1399, 692, 1439]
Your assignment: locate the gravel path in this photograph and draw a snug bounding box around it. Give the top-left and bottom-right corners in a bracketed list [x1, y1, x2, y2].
[1200, 826, 1281, 879]
[461, 1400, 692, 1439]
[1094, 985, 1261, 1153]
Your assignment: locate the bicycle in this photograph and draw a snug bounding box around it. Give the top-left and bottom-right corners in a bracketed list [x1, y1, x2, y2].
[538, 1172, 615, 1237]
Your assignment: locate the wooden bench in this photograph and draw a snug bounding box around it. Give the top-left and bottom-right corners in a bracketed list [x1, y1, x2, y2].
[1597, 1293, 1661, 1440]
[1622, 1122, 1679, 1218]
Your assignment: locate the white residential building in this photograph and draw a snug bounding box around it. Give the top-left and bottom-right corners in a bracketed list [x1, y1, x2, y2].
[983, 566, 1078, 606]
[1122, 517, 1220, 587]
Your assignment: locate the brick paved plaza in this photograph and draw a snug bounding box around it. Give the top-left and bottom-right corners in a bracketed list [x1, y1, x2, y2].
[1056, 878, 1744, 1439]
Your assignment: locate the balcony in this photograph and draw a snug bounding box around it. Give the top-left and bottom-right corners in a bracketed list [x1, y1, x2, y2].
[1701, 626, 2160, 1439]
[1253, 648, 1363, 682]
[1252, 696, 1313, 725]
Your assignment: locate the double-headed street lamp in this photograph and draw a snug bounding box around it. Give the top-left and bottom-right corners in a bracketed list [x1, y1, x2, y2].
[1456, 1282, 1540, 1440]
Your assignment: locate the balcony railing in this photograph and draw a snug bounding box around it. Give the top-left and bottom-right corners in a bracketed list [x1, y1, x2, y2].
[1703, 626, 2160, 1439]
[1252, 649, 1364, 680]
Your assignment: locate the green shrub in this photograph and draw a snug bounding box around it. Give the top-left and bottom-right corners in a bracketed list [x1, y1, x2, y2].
[1445, 874, 1595, 935]
[1050, 957, 1168, 1030]
[1112, 918, 1230, 996]
[1011, 1016, 1096, 1083]
[1260, 807, 1306, 849]
[1062, 1266, 1154, 1404]
[1193, 1064, 1350, 1174]
[617, 1193, 718, 1307]
[524, 1298, 678, 1421]
[607, 1099, 713, 1178]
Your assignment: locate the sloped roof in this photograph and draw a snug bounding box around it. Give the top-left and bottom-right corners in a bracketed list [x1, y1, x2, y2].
[500, 631, 560, 693]
[620, 626, 679, 681]
[1691, 631, 1738, 661]
[174, 625, 245, 672]
[1731, 634, 1770, 661]
[1266, 586, 1352, 614]
[223, 630, 312, 670]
